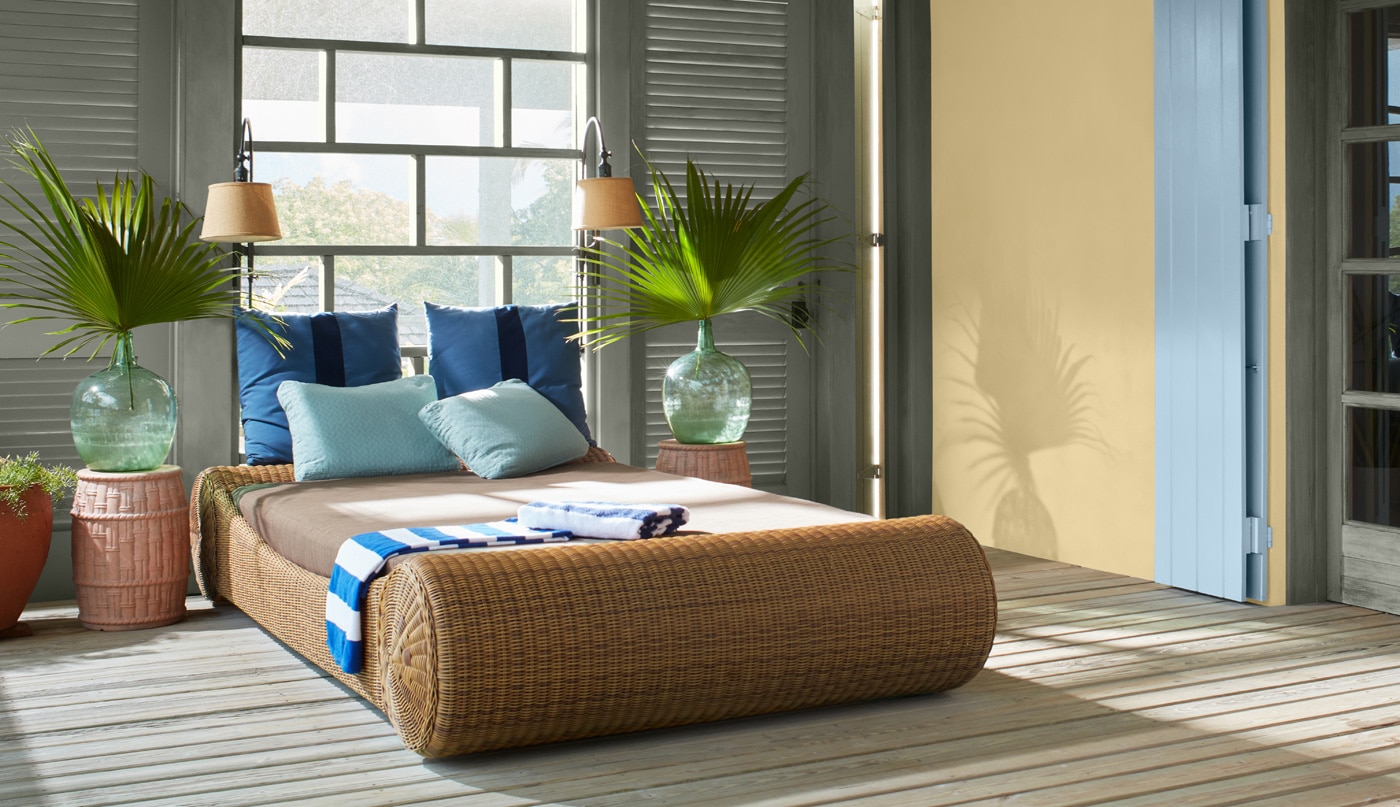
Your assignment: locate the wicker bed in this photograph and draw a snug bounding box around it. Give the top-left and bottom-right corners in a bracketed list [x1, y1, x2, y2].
[189, 447, 998, 758]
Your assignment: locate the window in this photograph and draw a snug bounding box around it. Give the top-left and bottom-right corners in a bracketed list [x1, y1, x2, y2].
[239, 0, 586, 356]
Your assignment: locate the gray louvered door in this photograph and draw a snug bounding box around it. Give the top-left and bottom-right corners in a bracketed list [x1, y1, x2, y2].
[0, 0, 174, 601]
[628, 0, 814, 497]
[0, 0, 149, 460]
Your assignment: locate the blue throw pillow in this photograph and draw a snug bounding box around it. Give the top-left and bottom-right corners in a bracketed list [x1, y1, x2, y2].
[277, 375, 460, 482]
[424, 302, 593, 444]
[236, 305, 402, 465]
[418, 379, 589, 479]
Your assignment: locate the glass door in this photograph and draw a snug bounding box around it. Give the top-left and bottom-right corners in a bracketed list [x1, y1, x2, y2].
[1338, 2, 1400, 611]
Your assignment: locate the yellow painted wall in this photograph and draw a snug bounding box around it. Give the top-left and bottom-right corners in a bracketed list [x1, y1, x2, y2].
[930, 0, 1290, 597]
[929, 0, 1157, 579]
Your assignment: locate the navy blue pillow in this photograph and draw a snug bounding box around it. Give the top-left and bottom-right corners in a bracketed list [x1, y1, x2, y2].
[236, 305, 402, 465]
[424, 302, 593, 444]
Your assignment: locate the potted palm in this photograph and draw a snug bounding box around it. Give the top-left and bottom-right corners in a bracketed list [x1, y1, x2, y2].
[0, 128, 284, 471]
[577, 157, 850, 444]
[0, 453, 77, 637]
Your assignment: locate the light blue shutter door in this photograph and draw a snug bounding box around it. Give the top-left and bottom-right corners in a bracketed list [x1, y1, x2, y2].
[1154, 0, 1253, 601]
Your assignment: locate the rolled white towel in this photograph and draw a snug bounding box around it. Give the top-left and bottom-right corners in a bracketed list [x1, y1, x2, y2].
[517, 500, 690, 540]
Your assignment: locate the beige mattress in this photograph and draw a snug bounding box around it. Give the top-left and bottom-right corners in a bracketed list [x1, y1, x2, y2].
[236, 462, 871, 578]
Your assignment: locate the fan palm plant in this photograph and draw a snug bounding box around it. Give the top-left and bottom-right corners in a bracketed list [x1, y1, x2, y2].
[0, 127, 284, 471]
[0, 127, 274, 356]
[577, 157, 850, 444]
[576, 157, 848, 347]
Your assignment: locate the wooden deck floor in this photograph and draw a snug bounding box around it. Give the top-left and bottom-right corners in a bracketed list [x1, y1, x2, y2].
[4, 548, 1400, 806]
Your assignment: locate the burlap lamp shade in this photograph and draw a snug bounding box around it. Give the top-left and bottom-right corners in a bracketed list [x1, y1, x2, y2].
[200, 182, 282, 243]
[573, 176, 643, 231]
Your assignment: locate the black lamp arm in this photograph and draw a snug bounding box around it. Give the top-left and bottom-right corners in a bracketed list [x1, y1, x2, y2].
[234, 118, 255, 182]
[581, 116, 613, 178]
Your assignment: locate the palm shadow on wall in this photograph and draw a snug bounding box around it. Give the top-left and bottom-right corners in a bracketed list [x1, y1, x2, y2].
[950, 287, 1108, 559]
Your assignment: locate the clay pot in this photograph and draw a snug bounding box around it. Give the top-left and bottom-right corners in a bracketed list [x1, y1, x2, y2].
[0, 486, 54, 632]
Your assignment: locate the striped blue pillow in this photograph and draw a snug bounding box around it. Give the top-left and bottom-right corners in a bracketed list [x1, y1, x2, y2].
[236, 306, 401, 465]
[424, 302, 592, 444]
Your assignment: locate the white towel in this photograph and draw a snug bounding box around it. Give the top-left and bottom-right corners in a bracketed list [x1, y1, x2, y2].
[517, 500, 690, 540]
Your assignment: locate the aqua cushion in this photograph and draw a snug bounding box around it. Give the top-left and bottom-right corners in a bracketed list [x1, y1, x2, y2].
[424, 302, 593, 444]
[418, 379, 589, 479]
[277, 375, 459, 482]
[236, 305, 402, 465]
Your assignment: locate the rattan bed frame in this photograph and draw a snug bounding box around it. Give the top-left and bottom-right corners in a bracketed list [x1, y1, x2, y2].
[189, 447, 998, 757]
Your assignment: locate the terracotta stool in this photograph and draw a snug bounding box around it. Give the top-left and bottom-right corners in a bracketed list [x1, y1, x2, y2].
[71, 465, 188, 631]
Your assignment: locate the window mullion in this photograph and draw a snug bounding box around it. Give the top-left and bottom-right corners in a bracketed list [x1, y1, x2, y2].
[324, 49, 336, 143]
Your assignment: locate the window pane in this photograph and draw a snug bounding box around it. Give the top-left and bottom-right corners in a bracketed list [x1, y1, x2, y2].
[243, 49, 325, 142]
[426, 157, 574, 247]
[243, 0, 411, 43]
[337, 255, 482, 345]
[1349, 406, 1400, 527]
[1348, 274, 1400, 393]
[1346, 141, 1400, 259]
[513, 256, 576, 305]
[251, 256, 323, 313]
[513, 61, 576, 149]
[259, 153, 414, 246]
[337, 54, 498, 147]
[425, 0, 581, 52]
[1348, 5, 1400, 127]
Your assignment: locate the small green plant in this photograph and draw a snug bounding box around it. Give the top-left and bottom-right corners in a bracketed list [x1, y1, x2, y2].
[0, 453, 77, 519]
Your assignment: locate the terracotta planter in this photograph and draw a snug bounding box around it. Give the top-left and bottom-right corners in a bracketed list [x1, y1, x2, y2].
[0, 485, 54, 634]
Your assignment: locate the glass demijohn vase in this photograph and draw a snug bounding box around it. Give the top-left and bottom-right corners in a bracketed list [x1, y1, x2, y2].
[662, 318, 751, 444]
[70, 332, 177, 472]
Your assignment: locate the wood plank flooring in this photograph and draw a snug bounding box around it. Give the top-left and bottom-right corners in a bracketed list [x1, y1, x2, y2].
[4, 548, 1400, 806]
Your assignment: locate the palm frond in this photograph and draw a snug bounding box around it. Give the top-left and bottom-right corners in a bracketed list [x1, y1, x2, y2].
[576, 154, 852, 348]
[0, 127, 289, 357]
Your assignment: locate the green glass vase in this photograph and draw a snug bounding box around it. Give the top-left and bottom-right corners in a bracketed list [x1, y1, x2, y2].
[662, 319, 751, 444]
[70, 332, 177, 472]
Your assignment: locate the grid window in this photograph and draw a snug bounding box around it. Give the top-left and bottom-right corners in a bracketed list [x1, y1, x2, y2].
[239, 0, 586, 347]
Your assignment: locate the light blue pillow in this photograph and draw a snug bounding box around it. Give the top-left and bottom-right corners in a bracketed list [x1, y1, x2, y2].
[277, 375, 460, 482]
[418, 379, 589, 480]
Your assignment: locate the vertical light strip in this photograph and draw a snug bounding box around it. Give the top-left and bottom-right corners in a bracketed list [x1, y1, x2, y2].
[856, 0, 885, 517]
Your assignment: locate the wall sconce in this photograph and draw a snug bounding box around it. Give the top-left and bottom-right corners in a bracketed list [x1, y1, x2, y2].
[573, 116, 643, 232]
[200, 118, 282, 307]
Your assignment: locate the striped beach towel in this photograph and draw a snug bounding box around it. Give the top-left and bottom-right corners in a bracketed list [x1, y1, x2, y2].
[325, 522, 571, 673]
[516, 500, 689, 541]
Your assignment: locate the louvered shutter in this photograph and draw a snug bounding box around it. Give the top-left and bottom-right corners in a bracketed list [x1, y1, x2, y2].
[631, 0, 812, 496]
[0, 0, 143, 479]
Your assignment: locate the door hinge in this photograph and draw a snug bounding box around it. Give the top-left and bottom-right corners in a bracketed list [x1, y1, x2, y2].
[862, 464, 882, 480]
[1244, 204, 1270, 242]
[1246, 516, 1272, 554]
[863, 233, 886, 248]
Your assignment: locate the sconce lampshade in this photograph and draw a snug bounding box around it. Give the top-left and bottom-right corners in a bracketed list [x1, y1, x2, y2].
[200, 181, 282, 242]
[573, 177, 643, 231]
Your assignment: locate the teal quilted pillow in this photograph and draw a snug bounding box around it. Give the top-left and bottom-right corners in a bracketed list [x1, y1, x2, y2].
[277, 375, 460, 482]
[418, 379, 589, 479]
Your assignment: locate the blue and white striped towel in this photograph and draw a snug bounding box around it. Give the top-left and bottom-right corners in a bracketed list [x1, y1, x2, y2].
[325, 522, 571, 673]
[516, 500, 689, 541]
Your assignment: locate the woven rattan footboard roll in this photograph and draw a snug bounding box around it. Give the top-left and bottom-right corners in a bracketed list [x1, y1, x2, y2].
[191, 460, 996, 757]
[379, 517, 996, 756]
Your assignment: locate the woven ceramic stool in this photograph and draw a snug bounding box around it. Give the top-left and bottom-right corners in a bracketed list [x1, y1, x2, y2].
[654, 439, 752, 487]
[71, 465, 188, 631]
